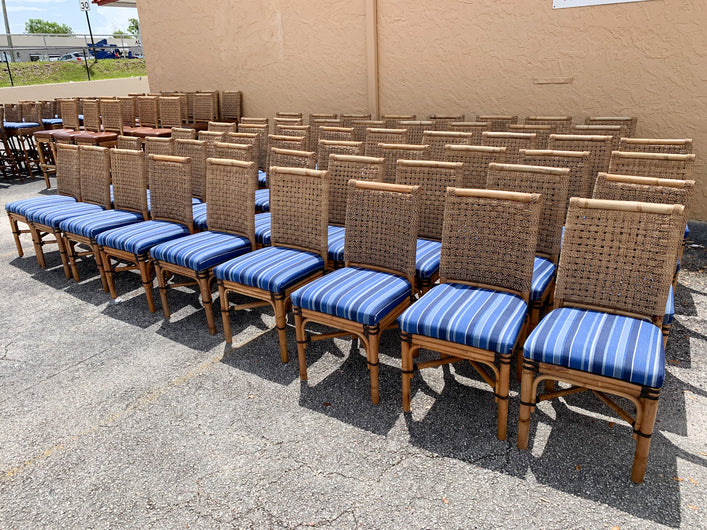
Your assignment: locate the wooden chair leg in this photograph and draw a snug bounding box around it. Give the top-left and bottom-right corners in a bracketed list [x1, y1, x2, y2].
[66, 236, 81, 282]
[154, 263, 171, 319]
[401, 333, 414, 412]
[137, 258, 156, 313]
[29, 225, 47, 268]
[218, 282, 233, 347]
[54, 229, 72, 279]
[496, 355, 511, 441]
[631, 390, 660, 483]
[517, 363, 536, 450]
[91, 243, 109, 292]
[101, 250, 119, 300]
[273, 294, 289, 363]
[197, 272, 216, 335]
[8, 216, 24, 257]
[294, 309, 308, 380]
[366, 325, 381, 405]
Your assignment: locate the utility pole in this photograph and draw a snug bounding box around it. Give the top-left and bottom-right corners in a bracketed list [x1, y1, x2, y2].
[1, 0, 14, 63]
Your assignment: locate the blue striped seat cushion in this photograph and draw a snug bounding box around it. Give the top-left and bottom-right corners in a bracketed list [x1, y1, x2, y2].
[214, 246, 324, 294]
[663, 285, 674, 326]
[291, 267, 413, 326]
[28, 202, 105, 227]
[255, 212, 271, 246]
[59, 209, 144, 239]
[42, 118, 63, 126]
[416, 239, 441, 280]
[96, 220, 190, 255]
[398, 283, 528, 354]
[531, 256, 556, 302]
[524, 307, 665, 388]
[3, 121, 40, 130]
[327, 226, 346, 262]
[5, 195, 76, 216]
[255, 189, 270, 212]
[192, 202, 208, 230]
[258, 170, 267, 187]
[685, 224, 689, 239]
[151, 231, 251, 271]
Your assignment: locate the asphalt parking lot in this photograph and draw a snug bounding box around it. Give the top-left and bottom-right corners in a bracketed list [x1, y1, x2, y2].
[1, 177, 705, 529]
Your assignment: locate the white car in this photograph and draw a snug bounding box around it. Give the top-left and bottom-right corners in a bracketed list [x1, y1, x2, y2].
[57, 52, 83, 63]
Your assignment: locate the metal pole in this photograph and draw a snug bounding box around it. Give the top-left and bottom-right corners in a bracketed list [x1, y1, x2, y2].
[4, 50, 13, 86]
[85, 10, 96, 63]
[82, 48, 91, 80]
[1, 0, 13, 63]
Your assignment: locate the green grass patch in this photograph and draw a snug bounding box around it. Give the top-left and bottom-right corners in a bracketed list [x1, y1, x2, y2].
[0, 59, 146, 88]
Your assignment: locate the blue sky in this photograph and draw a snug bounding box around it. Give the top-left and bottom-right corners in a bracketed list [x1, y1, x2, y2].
[4, 0, 138, 37]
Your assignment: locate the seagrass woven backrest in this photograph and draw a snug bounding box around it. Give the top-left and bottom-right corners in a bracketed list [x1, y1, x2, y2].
[487, 163, 569, 261]
[509, 124, 552, 149]
[214, 141, 255, 163]
[269, 167, 329, 259]
[317, 140, 364, 171]
[78, 145, 112, 208]
[440, 188, 541, 298]
[276, 112, 303, 119]
[3, 102, 19, 122]
[482, 132, 537, 163]
[171, 127, 197, 140]
[197, 130, 226, 160]
[267, 134, 308, 169]
[428, 114, 465, 131]
[525, 116, 572, 134]
[382, 114, 416, 128]
[556, 198, 684, 320]
[593, 173, 695, 215]
[237, 123, 268, 169]
[158, 97, 183, 128]
[273, 117, 303, 132]
[221, 91, 242, 122]
[449, 122, 489, 145]
[422, 131, 473, 161]
[364, 128, 408, 158]
[399, 121, 434, 144]
[56, 143, 81, 199]
[310, 118, 343, 150]
[224, 132, 259, 160]
[193, 92, 218, 123]
[59, 99, 80, 131]
[240, 117, 269, 126]
[573, 125, 623, 150]
[175, 139, 207, 200]
[519, 149, 591, 204]
[147, 154, 193, 230]
[344, 180, 420, 284]
[476, 115, 518, 132]
[618, 138, 693, 155]
[110, 148, 149, 218]
[170, 92, 189, 123]
[277, 125, 311, 147]
[608, 151, 696, 180]
[137, 96, 159, 128]
[309, 113, 337, 123]
[548, 134, 613, 182]
[208, 121, 237, 133]
[117, 96, 136, 127]
[328, 154, 385, 226]
[319, 126, 354, 142]
[395, 160, 463, 241]
[268, 148, 317, 187]
[351, 120, 385, 142]
[40, 100, 55, 119]
[444, 145, 507, 189]
[116, 135, 142, 151]
[205, 158, 257, 247]
[100, 99, 123, 135]
[144, 137, 174, 158]
[20, 101, 40, 124]
[585, 116, 637, 137]
[81, 99, 101, 132]
[380, 143, 430, 183]
[341, 113, 372, 128]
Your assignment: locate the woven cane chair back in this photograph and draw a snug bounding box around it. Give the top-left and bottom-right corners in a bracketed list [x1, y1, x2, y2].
[525, 116, 572, 134]
[364, 128, 408, 159]
[78, 146, 112, 208]
[585, 116, 637, 137]
[382, 114, 416, 128]
[214, 141, 255, 163]
[341, 113, 371, 128]
[449, 122, 489, 145]
[147, 154, 193, 230]
[573, 125, 624, 150]
[444, 145, 507, 189]
[482, 132, 537, 163]
[519, 149, 592, 204]
[618, 138, 693, 155]
[422, 131, 473, 161]
[476, 115, 518, 132]
[158, 97, 183, 128]
[171, 127, 197, 140]
[351, 120, 385, 142]
[608, 151, 696, 180]
[380, 143, 430, 183]
[116, 135, 142, 151]
[175, 139, 207, 201]
[428, 114, 465, 131]
[208, 122, 237, 133]
[328, 154, 385, 226]
[317, 140, 364, 171]
[548, 134, 613, 182]
[110, 148, 149, 218]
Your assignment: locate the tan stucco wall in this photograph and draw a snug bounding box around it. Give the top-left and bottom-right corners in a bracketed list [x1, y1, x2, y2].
[0, 76, 150, 104]
[137, 0, 707, 220]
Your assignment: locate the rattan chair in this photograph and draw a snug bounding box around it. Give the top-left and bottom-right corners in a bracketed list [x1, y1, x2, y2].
[449, 122, 489, 145]
[525, 116, 572, 134]
[267, 134, 308, 170]
[158, 97, 184, 129]
[0, 113, 22, 182]
[382, 114, 416, 128]
[324, 155, 385, 270]
[144, 137, 174, 158]
[276, 125, 311, 149]
[52, 99, 82, 145]
[548, 134, 613, 183]
[482, 132, 537, 163]
[255, 148, 317, 212]
[319, 126, 355, 143]
[364, 128, 408, 158]
[276, 112, 303, 119]
[396, 159, 463, 292]
[317, 139, 364, 171]
[240, 117, 269, 127]
[116, 135, 143, 150]
[124, 96, 172, 138]
[308, 113, 337, 123]
[152, 159, 258, 334]
[292, 180, 421, 404]
[351, 120, 385, 142]
[486, 163, 570, 330]
[213, 141, 255, 162]
[117, 96, 137, 128]
[310, 118, 343, 151]
[618, 138, 693, 155]
[73, 99, 118, 146]
[519, 149, 592, 204]
[341, 113, 372, 128]
[518, 198, 684, 483]
[223, 132, 262, 184]
[98, 154, 195, 313]
[171, 127, 197, 140]
[399, 121, 434, 145]
[26, 145, 113, 276]
[193, 92, 219, 128]
[444, 145, 507, 188]
[421, 131, 473, 161]
[238, 123, 269, 170]
[61, 148, 149, 290]
[273, 117, 303, 132]
[197, 130, 226, 160]
[509, 124, 552, 149]
[13, 102, 43, 176]
[215, 167, 329, 360]
[208, 121, 237, 133]
[476, 115, 518, 132]
[175, 139, 208, 203]
[379, 143, 430, 184]
[573, 124, 624, 150]
[221, 91, 242, 123]
[585, 116, 637, 136]
[428, 114, 465, 131]
[400, 188, 541, 439]
[608, 151, 696, 180]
